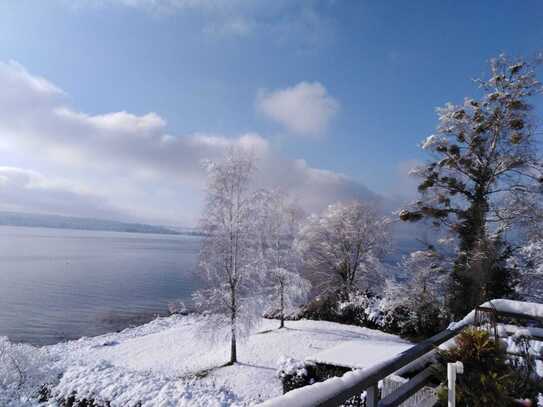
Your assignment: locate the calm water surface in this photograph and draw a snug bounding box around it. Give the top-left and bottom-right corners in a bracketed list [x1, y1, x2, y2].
[0, 226, 202, 345]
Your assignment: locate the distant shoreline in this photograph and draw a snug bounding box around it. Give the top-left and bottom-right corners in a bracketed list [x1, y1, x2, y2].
[0, 211, 204, 236]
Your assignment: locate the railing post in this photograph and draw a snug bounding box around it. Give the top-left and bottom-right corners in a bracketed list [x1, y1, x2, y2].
[447, 361, 464, 407]
[366, 384, 378, 407]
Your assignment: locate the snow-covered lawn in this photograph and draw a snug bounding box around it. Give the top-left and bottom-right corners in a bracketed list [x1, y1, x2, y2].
[20, 315, 409, 406]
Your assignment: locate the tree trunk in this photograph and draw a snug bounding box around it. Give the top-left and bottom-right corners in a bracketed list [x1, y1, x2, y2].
[229, 288, 237, 364]
[230, 329, 237, 364]
[279, 282, 285, 329]
[448, 187, 489, 318]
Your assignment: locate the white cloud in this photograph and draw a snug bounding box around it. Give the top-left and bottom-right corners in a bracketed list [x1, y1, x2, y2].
[257, 82, 339, 136]
[0, 61, 374, 225]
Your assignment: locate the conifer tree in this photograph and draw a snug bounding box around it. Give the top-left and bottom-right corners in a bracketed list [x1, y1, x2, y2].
[400, 55, 543, 317]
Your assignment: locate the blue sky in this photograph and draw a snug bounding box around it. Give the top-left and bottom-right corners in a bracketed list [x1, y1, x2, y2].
[0, 1, 541, 225]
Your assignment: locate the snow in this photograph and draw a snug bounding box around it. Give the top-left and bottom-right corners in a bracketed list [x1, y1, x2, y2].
[448, 299, 543, 330]
[305, 340, 411, 370]
[6, 299, 542, 406]
[51, 360, 240, 407]
[264, 300, 543, 407]
[498, 323, 543, 340]
[3, 315, 408, 406]
[277, 357, 308, 379]
[421, 134, 445, 149]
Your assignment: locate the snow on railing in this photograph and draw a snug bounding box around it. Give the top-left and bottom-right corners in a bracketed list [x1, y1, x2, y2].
[448, 299, 543, 330]
[258, 299, 543, 407]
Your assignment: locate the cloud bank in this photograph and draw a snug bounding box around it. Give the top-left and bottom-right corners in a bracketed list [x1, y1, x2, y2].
[0, 167, 125, 220]
[0, 61, 375, 225]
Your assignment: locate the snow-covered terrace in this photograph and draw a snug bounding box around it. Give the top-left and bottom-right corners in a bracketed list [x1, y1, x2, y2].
[259, 299, 543, 407]
[305, 340, 412, 370]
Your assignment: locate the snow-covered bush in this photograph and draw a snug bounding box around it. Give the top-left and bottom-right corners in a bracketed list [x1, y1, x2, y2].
[277, 356, 308, 379]
[277, 357, 312, 393]
[0, 337, 57, 406]
[300, 282, 445, 339]
[336, 290, 381, 327]
[300, 293, 342, 322]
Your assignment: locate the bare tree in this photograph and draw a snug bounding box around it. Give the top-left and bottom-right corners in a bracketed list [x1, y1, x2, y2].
[296, 201, 389, 298]
[194, 147, 262, 365]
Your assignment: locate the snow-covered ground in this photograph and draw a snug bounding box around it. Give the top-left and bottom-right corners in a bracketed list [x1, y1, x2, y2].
[2, 315, 409, 406]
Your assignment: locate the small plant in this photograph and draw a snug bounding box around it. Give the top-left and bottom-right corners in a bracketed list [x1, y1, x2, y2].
[276, 357, 312, 393]
[434, 328, 542, 406]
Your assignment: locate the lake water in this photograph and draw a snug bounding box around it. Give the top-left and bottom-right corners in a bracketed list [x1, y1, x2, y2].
[0, 226, 202, 346]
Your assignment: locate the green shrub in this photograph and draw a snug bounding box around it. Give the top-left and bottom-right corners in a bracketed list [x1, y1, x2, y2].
[435, 328, 542, 406]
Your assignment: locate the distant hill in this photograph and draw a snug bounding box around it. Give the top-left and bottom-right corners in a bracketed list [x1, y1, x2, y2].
[0, 211, 194, 236]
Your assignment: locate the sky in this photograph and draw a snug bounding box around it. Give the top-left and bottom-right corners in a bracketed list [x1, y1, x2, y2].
[0, 0, 542, 226]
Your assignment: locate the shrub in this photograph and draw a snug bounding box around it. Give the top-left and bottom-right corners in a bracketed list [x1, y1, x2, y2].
[300, 293, 343, 322]
[0, 337, 58, 406]
[435, 328, 542, 406]
[300, 289, 446, 340]
[276, 357, 312, 393]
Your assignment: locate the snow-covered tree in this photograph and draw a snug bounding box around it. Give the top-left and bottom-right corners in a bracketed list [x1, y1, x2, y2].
[508, 239, 543, 302]
[253, 190, 310, 328]
[400, 249, 448, 301]
[252, 189, 302, 272]
[369, 249, 450, 337]
[400, 55, 543, 317]
[296, 201, 389, 298]
[194, 148, 263, 365]
[268, 268, 311, 328]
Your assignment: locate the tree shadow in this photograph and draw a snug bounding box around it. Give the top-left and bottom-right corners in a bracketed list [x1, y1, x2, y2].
[256, 327, 289, 334]
[185, 359, 275, 379]
[235, 362, 276, 371]
[285, 327, 370, 341]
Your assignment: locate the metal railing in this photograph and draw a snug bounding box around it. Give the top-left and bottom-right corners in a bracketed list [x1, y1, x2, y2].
[259, 305, 543, 407]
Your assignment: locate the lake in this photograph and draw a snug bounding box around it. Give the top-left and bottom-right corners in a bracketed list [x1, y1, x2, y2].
[0, 226, 202, 346]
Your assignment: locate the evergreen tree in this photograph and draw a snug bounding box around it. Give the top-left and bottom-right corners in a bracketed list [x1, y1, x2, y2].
[400, 55, 543, 317]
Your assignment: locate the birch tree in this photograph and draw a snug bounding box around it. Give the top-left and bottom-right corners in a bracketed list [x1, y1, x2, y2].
[296, 201, 389, 298]
[194, 148, 262, 365]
